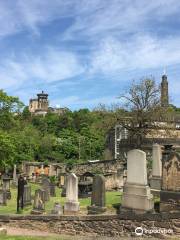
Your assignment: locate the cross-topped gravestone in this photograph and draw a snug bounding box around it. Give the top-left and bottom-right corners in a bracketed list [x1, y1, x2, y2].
[87, 175, 106, 214]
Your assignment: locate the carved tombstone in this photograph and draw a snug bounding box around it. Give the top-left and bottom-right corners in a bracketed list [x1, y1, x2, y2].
[150, 144, 162, 190]
[87, 175, 106, 214]
[41, 177, 50, 201]
[0, 190, 7, 206]
[23, 185, 31, 206]
[64, 173, 79, 214]
[121, 149, 154, 213]
[160, 145, 180, 212]
[31, 189, 45, 214]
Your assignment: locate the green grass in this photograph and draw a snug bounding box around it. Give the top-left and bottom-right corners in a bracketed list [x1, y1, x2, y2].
[0, 183, 121, 214]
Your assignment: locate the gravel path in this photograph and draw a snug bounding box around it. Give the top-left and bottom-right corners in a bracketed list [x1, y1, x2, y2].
[4, 226, 58, 237]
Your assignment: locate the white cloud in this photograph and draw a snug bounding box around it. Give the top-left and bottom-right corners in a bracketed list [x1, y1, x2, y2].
[51, 95, 119, 109]
[0, 48, 85, 89]
[89, 35, 180, 74]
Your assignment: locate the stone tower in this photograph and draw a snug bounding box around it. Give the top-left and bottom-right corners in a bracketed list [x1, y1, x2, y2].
[161, 74, 169, 108]
[29, 91, 49, 115]
[37, 91, 49, 111]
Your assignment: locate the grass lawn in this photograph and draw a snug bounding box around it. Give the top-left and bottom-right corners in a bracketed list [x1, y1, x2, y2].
[0, 183, 122, 214]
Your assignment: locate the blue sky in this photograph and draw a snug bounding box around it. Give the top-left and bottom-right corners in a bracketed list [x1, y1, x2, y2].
[0, 0, 180, 110]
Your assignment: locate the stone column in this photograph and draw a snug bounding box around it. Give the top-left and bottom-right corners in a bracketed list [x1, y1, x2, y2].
[150, 144, 162, 190]
[12, 165, 17, 186]
[64, 173, 79, 214]
[87, 175, 106, 214]
[121, 149, 153, 213]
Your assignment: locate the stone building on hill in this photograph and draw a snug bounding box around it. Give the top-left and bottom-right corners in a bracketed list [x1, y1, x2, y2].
[29, 91, 68, 116]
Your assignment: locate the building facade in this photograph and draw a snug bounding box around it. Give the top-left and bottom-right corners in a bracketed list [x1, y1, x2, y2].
[29, 91, 68, 116]
[29, 91, 49, 116]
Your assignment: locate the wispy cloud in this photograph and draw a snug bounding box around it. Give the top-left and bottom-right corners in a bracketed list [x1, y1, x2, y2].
[89, 35, 180, 74]
[0, 47, 85, 88]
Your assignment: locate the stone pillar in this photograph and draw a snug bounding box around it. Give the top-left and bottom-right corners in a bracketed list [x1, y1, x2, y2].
[49, 165, 53, 176]
[64, 173, 79, 214]
[87, 175, 106, 214]
[150, 144, 162, 190]
[12, 165, 17, 187]
[121, 149, 154, 213]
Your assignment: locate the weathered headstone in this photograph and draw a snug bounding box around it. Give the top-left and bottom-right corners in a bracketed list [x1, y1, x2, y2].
[49, 183, 56, 197]
[41, 177, 50, 201]
[31, 189, 45, 214]
[51, 202, 63, 215]
[23, 185, 31, 206]
[64, 173, 79, 214]
[160, 145, 180, 212]
[121, 149, 154, 213]
[2, 175, 11, 200]
[0, 190, 7, 206]
[87, 175, 106, 214]
[150, 144, 162, 190]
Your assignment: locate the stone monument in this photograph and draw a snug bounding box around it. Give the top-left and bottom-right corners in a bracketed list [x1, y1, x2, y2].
[41, 177, 50, 201]
[0, 190, 7, 206]
[160, 145, 180, 212]
[51, 202, 63, 215]
[31, 189, 45, 214]
[121, 149, 154, 213]
[87, 175, 106, 214]
[64, 173, 79, 214]
[150, 144, 162, 190]
[23, 185, 31, 206]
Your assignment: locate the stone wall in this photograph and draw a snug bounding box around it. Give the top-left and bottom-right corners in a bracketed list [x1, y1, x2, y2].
[72, 160, 125, 190]
[23, 160, 125, 190]
[0, 213, 179, 238]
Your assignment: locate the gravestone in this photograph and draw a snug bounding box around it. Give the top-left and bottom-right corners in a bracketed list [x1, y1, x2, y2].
[41, 177, 50, 201]
[0, 190, 7, 206]
[121, 149, 154, 213]
[49, 183, 56, 197]
[64, 173, 79, 214]
[160, 145, 180, 212]
[23, 185, 31, 206]
[150, 144, 162, 190]
[51, 202, 63, 215]
[31, 189, 45, 214]
[2, 175, 11, 200]
[87, 175, 106, 214]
